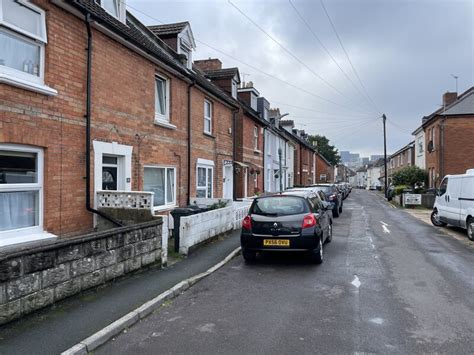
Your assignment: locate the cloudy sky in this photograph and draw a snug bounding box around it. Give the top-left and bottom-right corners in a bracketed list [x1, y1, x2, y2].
[128, 0, 473, 157]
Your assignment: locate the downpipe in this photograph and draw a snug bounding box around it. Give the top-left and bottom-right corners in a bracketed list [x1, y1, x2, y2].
[84, 14, 122, 227]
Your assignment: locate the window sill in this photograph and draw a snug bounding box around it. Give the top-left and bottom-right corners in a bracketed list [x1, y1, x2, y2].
[0, 231, 57, 248]
[254, 149, 262, 154]
[0, 72, 58, 96]
[152, 204, 177, 213]
[203, 132, 216, 139]
[154, 119, 177, 130]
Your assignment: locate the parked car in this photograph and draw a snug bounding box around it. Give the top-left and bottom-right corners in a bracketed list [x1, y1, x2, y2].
[431, 169, 474, 241]
[310, 184, 343, 217]
[241, 190, 333, 264]
[286, 187, 335, 223]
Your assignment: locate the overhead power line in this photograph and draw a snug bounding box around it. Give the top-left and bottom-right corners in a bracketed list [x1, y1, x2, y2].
[319, 0, 383, 115]
[227, 0, 377, 116]
[288, 0, 378, 114]
[123, 1, 374, 115]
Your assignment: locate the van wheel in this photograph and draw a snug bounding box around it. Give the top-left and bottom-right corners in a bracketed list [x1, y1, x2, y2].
[467, 217, 474, 241]
[431, 209, 447, 227]
[312, 237, 324, 264]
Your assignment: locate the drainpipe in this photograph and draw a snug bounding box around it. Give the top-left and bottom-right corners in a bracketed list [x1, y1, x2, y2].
[84, 14, 122, 227]
[187, 80, 196, 205]
[232, 108, 239, 201]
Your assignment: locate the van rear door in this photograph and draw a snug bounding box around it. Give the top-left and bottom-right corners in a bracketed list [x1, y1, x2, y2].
[459, 176, 474, 228]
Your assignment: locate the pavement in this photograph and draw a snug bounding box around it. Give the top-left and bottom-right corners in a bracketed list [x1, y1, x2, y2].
[0, 230, 241, 355]
[97, 189, 474, 354]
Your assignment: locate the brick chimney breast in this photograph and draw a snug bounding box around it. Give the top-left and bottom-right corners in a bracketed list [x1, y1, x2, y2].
[193, 58, 222, 71]
[443, 92, 457, 108]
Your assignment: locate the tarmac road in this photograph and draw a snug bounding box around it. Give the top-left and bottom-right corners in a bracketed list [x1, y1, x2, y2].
[98, 189, 474, 354]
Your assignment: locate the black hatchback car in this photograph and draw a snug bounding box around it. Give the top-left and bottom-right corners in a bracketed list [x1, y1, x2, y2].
[241, 191, 332, 264]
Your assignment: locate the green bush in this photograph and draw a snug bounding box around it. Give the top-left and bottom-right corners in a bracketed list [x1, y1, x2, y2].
[392, 166, 427, 189]
[394, 185, 408, 196]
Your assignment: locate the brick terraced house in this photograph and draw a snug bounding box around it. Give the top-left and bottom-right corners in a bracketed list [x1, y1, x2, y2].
[0, 0, 239, 246]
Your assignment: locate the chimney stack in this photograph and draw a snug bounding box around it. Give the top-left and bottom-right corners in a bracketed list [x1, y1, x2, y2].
[442, 92, 457, 108]
[193, 58, 222, 71]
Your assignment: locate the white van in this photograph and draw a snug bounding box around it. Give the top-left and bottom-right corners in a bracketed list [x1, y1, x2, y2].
[431, 169, 474, 241]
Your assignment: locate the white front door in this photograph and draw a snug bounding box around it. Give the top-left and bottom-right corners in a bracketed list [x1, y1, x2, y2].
[223, 164, 233, 199]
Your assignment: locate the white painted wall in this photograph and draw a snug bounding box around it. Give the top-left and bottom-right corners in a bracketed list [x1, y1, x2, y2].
[178, 203, 251, 255]
[414, 129, 425, 169]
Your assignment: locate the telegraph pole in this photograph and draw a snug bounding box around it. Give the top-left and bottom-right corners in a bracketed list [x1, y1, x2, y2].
[383, 114, 388, 199]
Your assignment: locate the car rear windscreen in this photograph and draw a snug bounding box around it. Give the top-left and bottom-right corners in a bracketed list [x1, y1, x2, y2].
[251, 197, 309, 216]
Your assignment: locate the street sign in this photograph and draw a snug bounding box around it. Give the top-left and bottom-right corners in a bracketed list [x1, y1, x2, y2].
[404, 193, 422, 205]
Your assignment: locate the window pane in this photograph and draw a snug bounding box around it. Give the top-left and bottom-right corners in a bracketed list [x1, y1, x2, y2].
[204, 118, 211, 133]
[166, 169, 175, 204]
[102, 156, 117, 165]
[155, 77, 166, 117]
[144, 168, 165, 206]
[207, 168, 212, 198]
[204, 101, 211, 117]
[102, 167, 117, 190]
[197, 167, 206, 187]
[0, 31, 41, 76]
[0, 150, 37, 184]
[196, 189, 206, 198]
[2, 0, 43, 39]
[101, 0, 119, 17]
[0, 191, 38, 231]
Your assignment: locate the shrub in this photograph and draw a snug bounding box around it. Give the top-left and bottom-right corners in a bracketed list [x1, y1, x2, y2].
[392, 166, 427, 189]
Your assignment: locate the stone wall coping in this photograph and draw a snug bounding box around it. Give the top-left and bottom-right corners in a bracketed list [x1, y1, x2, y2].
[0, 219, 163, 262]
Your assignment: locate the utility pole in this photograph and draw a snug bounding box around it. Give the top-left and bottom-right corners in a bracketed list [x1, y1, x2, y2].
[278, 147, 283, 193]
[383, 114, 388, 199]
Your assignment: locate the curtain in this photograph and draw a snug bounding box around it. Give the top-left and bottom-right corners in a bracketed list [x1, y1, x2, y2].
[155, 78, 166, 116]
[0, 191, 37, 232]
[166, 169, 175, 204]
[0, 31, 40, 75]
[144, 168, 165, 206]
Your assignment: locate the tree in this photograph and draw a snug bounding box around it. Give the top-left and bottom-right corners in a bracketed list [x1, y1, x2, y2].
[391, 166, 427, 189]
[307, 134, 341, 166]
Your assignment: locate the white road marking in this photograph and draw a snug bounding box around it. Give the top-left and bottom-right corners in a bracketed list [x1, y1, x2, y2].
[382, 225, 391, 234]
[369, 317, 384, 325]
[380, 221, 390, 226]
[351, 275, 361, 288]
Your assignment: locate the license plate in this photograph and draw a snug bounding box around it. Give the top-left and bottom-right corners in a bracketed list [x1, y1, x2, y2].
[263, 239, 290, 247]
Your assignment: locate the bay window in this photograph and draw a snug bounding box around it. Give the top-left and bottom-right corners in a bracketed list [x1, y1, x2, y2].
[0, 145, 43, 235]
[144, 166, 176, 210]
[196, 166, 213, 198]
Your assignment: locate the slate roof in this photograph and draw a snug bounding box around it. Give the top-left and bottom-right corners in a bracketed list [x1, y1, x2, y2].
[389, 141, 415, 159]
[67, 1, 238, 108]
[204, 68, 240, 82]
[238, 99, 270, 127]
[148, 22, 189, 37]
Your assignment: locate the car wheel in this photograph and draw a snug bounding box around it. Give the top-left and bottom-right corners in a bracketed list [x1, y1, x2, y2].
[467, 217, 474, 241]
[242, 248, 257, 263]
[326, 224, 332, 243]
[431, 209, 447, 227]
[312, 237, 324, 264]
[333, 206, 340, 218]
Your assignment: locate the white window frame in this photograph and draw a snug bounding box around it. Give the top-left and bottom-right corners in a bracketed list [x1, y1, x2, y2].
[0, 1, 57, 96]
[204, 99, 212, 135]
[96, 0, 126, 22]
[253, 126, 259, 150]
[0, 144, 51, 243]
[179, 39, 192, 69]
[250, 94, 257, 110]
[154, 74, 171, 124]
[196, 159, 214, 198]
[231, 79, 237, 99]
[144, 165, 177, 211]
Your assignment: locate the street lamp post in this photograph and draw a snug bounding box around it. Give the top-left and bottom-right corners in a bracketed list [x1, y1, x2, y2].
[278, 147, 283, 193]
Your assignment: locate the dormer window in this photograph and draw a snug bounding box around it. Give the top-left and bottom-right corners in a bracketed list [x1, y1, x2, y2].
[179, 40, 192, 69]
[251, 94, 257, 110]
[96, 0, 125, 22]
[231, 80, 237, 99]
[264, 107, 269, 120]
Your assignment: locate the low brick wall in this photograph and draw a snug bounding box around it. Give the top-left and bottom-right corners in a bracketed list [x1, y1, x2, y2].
[0, 220, 162, 325]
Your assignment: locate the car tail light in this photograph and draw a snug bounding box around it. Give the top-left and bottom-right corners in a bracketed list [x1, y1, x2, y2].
[242, 215, 252, 231]
[329, 194, 336, 200]
[302, 214, 317, 229]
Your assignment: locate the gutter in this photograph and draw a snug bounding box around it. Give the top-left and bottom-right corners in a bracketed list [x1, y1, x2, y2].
[187, 80, 196, 205]
[84, 14, 122, 227]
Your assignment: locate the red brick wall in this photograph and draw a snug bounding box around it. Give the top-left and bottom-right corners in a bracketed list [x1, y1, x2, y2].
[425, 120, 441, 187]
[316, 155, 332, 183]
[1, 1, 190, 237]
[443, 116, 474, 175]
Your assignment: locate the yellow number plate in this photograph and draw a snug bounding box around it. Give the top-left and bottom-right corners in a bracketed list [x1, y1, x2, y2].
[263, 239, 290, 247]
